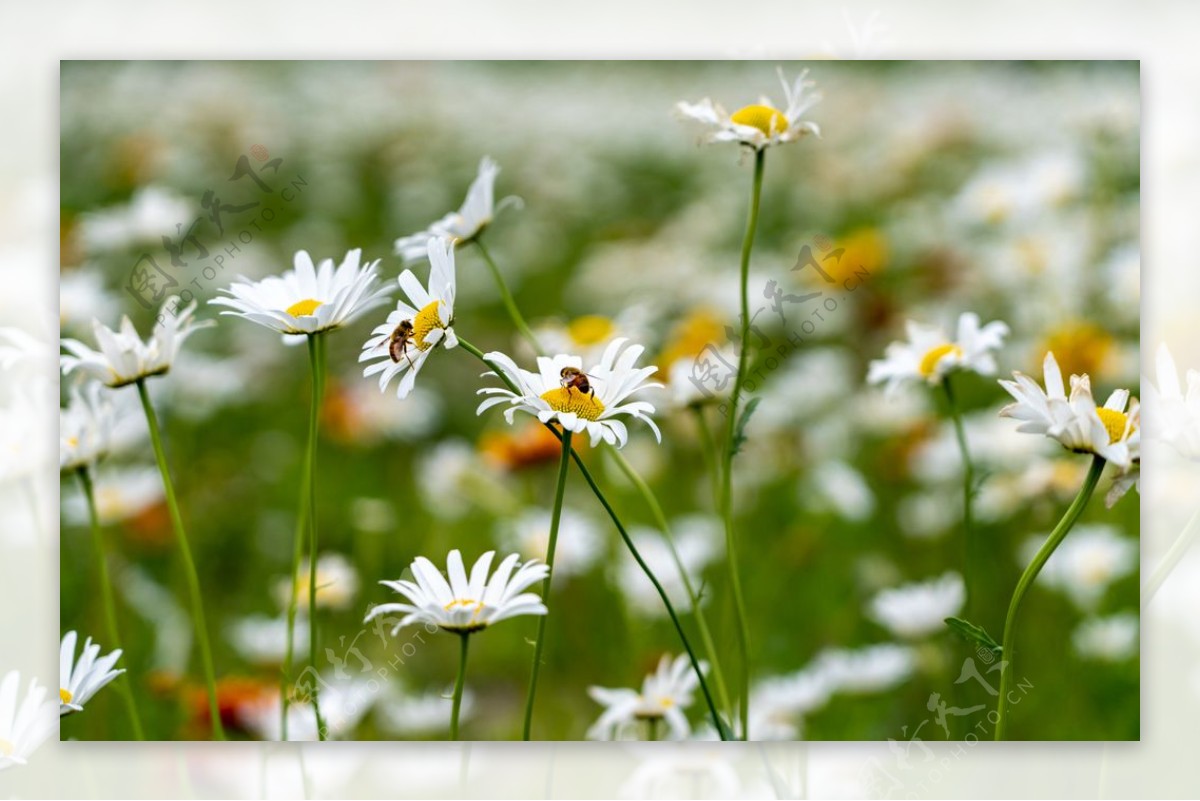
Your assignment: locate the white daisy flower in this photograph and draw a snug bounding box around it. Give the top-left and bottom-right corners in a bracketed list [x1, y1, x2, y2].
[676, 67, 821, 150]
[59, 630, 124, 716]
[77, 186, 192, 252]
[59, 381, 114, 472]
[237, 676, 374, 741]
[748, 668, 834, 741]
[999, 351, 1140, 470]
[867, 312, 1010, 395]
[227, 614, 309, 666]
[394, 156, 516, 263]
[60, 296, 211, 388]
[359, 237, 458, 400]
[365, 549, 549, 635]
[497, 507, 603, 580]
[0, 671, 56, 771]
[586, 654, 705, 741]
[376, 687, 475, 737]
[1072, 613, 1138, 662]
[274, 553, 359, 613]
[1144, 343, 1200, 461]
[867, 572, 965, 640]
[815, 644, 916, 695]
[209, 248, 389, 336]
[476, 337, 662, 448]
[60, 465, 164, 526]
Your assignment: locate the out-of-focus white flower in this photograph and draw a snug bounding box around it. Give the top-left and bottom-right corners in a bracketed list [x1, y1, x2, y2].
[227, 615, 309, 666]
[615, 516, 719, 618]
[415, 439, 513, 520]
[61, 465, 164, 526]
[587, 654, 704, 741]
[0, 670, 56, 771]
[59, 381, 114, 472]
[815, 643, 916, 694]
[677, 68, 821, 150]
[59, 631, 124, 716]
[1072, 613, 1138, 662]
[664, 353, 734, 409]
[867, 312, 1009, 395]
[327, 380, 442, 444]
[0, 328, 49, 373]
[394, 156, 517, 263]
[531, 310, 652, 370]
[1144, 343, 1200, 461]
[60, 297, 211, 387]
[237, 678, 374, 741]
[77, 187, 192, 252]
[497, 507, 602, 580]
[1021, 524, 1137, 611]
[274, 553, 359, 613]
[868, 573, 965, 639]
[748, 667, 834, 740]
[954, 151, 1086, 227]
[805, 460, 875, 522]
[897, 490, 960, 540]
[376, 687, 475, 737]
[60, 270, 119, 334]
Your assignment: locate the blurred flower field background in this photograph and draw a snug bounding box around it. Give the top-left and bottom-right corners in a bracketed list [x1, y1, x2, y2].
[57, 60, 1139, 741]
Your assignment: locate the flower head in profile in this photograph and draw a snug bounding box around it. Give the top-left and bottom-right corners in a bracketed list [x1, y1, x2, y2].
[365, 549, 548, 635]
[59, 631, 124, 716]
[586, 653, 704, 741]
[360, 237, 458, 399]
[676, 67, 821, 150]
[0, 670, 56, 771]
[1144, 343, 1200, 461]
[867, 572, 965, 640]
[394, 156, 517, 263]
[868, 312, 1009, 395]
[209, 248, 389, 336]
[60, 297, 210, 388]
[477, 338, 662, 448]
[999, 351, 1139, 470]
[59, 382, 114, 472]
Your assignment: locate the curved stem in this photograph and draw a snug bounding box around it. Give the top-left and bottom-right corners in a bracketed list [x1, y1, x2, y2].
[451, 632, 471, 740]
[136, 379, 225, 739]
[720, 147, 765, 738]
[77, 467, 145, 740]
[605, 443, 733, 720]
[994, 455, 1105, 740]
[942, 375, 977, 618]
[305, 333, 328, 740]
[475, 238, 543, 355]
[1143, 504, 1200, 609]
[521, 428, 573, 740]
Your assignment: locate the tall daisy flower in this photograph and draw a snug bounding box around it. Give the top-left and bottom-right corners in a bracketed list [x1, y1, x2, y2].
[59, 382, 114, 472]
[676, 67, 821, 150]
[360, 237, 458, 399]
[394, 157, 515, 263]
[365, 549, 548, 739]
[209, 248, 389, 336]
[587, 654, 705, 741]
[59, 631, 124, 716]
[867, 312, 1010, 396]
[0, 671, 56, 771]
[60, 297, 210, 388]
[476, 338, 662, 448]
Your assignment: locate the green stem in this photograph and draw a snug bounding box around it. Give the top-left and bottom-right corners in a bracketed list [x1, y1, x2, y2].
[281, 457, 309, 741]
[647, 717, 660, 741]
[451, 632, 470, 740]
[942, 375, 977, 618]
[457, 336, 730, 740]
[605, 443, 733, 721]
[521, 428, 573, 740]
[720, 147, 765, 739]
[475, 238, 543, 355]
[1143, 504, 1200, 609]
[994, 454, 1105, 740]
[305, 333, 328, 741]
[77, 467, 145, 740]
[135, 379, 224, 740]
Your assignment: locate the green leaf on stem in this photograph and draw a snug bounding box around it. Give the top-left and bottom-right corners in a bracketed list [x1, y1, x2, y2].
[945, 616, 1003, 655]
[730, 396, 761, 457]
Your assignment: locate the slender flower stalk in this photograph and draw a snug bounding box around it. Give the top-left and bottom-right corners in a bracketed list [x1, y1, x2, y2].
[941, 375, 978, 617]
[720, 147, 765, 738]
[1142, 505, 1200, 609]
[305, 333, 328, 740]
[76, 467, 144, 740]
[135, 379, 224, 739]
[451, 633, 470, 740]
[994, 455, 1105, 740]
[521, 429, 572, 740]
[281, 461, 309, 741]
[475, 238, 542, 355]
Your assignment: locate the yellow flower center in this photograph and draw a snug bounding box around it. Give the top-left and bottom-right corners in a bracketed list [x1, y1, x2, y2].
[444, 598, 483, 614]
[1095, 407, 1130, 444]
[286, 298, 323, 317]
[0, 737, 12, 756]
[540, 387, 606, 421]
[568, 315, 615, 346]
[66, 436, 79, 449]
[412, 301, 446, 351]
[918, 343, 962, 378]
[1041, 322, 1114, 379]
[730, 104, 790, 136]
[60, 688, 73, 704]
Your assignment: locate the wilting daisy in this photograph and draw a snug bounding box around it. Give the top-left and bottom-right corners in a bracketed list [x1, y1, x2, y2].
[210, 248, 389, 336]
[868, 312, 1010, 395]
[587, 654, 705, 741]
[676, 67, 821, 149]
[1144, 343, 1200, 461]
[394, 156, 516, 262]
[60, 297, 210, 388]
[999, 351, 1139, 470]
[59, 631, 124, 716]
[477, 337, 662, 448]
[867, 572, 965, 640]
[0, 671, 56, 771]
[59, 381, 114, 472]
[360, 237, 458, 399]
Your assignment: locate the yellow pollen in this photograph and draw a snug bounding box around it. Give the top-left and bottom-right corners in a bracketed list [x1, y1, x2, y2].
[1095, 407, 1130, 444]
[67, 436, 79, 448]
[919, 343, 962, 377]
[568, 315, 616, 346]
[540, 387, 606, 421]
[730, 104, 790, 136]
[411, 301, 446, 351]
[60, 688, 73, 704]
[443, 598, 483, 613]
[0, 737, 12, 756]
[286, 298, 323, 317]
